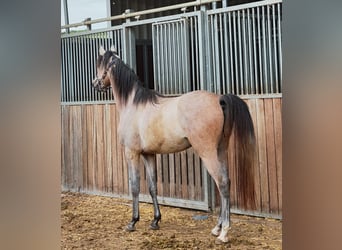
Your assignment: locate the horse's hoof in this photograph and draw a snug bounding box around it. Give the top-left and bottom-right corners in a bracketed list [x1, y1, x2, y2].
[125, 225, 136, 232]
[211, 226, 221, 236]
[215, 238, 229, 245]
[149, 223, 160, 230]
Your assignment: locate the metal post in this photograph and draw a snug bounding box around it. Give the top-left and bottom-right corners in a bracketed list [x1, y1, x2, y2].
[123, 9, 136, 72]
[62, 0, 70, 33]
[84, 18, 91, 31]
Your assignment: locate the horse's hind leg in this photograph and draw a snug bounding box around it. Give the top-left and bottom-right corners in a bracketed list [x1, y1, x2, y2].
[141, 154, 161, 230]
[125, 148, 141, 232]
[200, 151, 231, 244]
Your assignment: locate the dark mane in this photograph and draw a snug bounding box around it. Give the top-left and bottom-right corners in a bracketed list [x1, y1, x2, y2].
[110, 56, 161, 106]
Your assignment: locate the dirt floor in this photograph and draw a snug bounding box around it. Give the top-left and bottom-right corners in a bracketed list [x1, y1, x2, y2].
[61, 192, 281, 249]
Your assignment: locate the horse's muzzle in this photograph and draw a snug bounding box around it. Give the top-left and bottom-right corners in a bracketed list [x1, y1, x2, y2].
[92, 78, 109, 92]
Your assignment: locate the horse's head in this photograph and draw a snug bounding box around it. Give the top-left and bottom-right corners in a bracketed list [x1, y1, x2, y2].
[92, 45, 119, 92]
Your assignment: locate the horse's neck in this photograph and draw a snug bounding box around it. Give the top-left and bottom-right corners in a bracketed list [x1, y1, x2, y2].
[112, 88, 136, 113]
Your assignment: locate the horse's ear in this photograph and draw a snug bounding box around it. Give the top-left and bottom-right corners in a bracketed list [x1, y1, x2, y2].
[99, 46, 106, 56]
[110, 45, 117, 53]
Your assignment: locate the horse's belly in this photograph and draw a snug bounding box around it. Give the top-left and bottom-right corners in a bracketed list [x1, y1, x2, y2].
[142, 136, 191, 154]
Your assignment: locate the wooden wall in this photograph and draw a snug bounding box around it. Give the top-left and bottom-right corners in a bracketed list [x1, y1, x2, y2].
[61, 97, 282, 217]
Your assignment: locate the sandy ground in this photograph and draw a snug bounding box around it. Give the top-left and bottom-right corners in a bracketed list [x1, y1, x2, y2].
[61, 192, 281, 249]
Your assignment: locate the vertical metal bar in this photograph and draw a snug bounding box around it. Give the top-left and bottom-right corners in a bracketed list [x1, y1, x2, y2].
[223, 11, 230, 94]
[214, 13, 221, 94]
[228, 12, 234, 94]
[170, 23, 175, 93]
[267, 4, 273, 94]
[91, 34, 96, 101]
[210, 14, 215, 92]
[219, 13, 226, 94]
[184, 18, 190, 93]
[176, 22, 183, 94]
[242, 9, 248, 95]
[159, 25, 163, 94]
[79, 36, 84, 102]
[152, 24, 157, 92]
[237, 10, 243, 95]
[194, 16, 200, 91]
[165, 23, 170, 93]
[233, 11, 238, 95]
[252, 6, 258, 94]
[197, 10, 206, 91]
[61, 39, 65, 102]
[70, 37, 75, 102]
[262, 6, 267, 94]
[85, 35, 90, 101]
[181, 20, 185, 93]
[190, 17, 195, 91]
[272, 4, 279, 93]
[247, 8, 254, 95]
[277, 3, 282, 92]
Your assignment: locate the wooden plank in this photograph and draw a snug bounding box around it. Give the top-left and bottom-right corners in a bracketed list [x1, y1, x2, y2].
[246, 99, 262, 212]
[181, 151, 189, 199]
[81, 105, 88, 191]
[264, 98, 279, 214]
[273, 98, 282, 213]
[194, 154, 202, 201]
[187, 148, 195, 200]
[156, 154, 163, 196]
[256, 98, 270, 214]
[169, 153, 176, 198]
[111, 104, 119, 193]
[174, 152, 182, 199]
[162, 154, 170, 197]
[61, 105, 68, 188]
[74, 105, 83, 191]
[88, 105, 96, 191]
[69, 106, 76, 190]
[104, 104, 113, 193]
[114, 109, 124, 194]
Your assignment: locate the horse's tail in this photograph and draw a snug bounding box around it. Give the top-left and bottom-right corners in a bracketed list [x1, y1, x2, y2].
[219, 94, 256, 210]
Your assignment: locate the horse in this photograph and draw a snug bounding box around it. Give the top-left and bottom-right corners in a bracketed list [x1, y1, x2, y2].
[92, 46, 256, 244]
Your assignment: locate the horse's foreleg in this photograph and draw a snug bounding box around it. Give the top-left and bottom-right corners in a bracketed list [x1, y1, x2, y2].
[142, 154, 161, 230]
[125, 149, 141, 232]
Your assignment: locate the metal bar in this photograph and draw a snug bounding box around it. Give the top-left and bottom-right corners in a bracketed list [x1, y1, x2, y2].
[84, 36, 90, 101]
[277, 3, 282, 92]
[262, 6, 267, 94]
[172, 22, 176, 93]
[257, 7, 263, 94]
[272, 4, 279, 93]
[61, 0, 221, 30]
[190, 17, 195, 91]
[79, 36, 84, 102]
[247, 8, 254, 94]
[197, 10, 206, 90]
[152, 24, 158, 92]
[219, 13, 226, 94]
[233, 12, 238, 94]
[242, 9, 248, 94]
[223, 12, 230, 93]
[237, 10, 243, 95]
[267, 4, 273, 94]
[194, 16, 200, 90]
[228, 12, 234, 94]
[61, 39, 65, 102]
[252, 7, 259, 94]
[214, 13, 221, 94]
